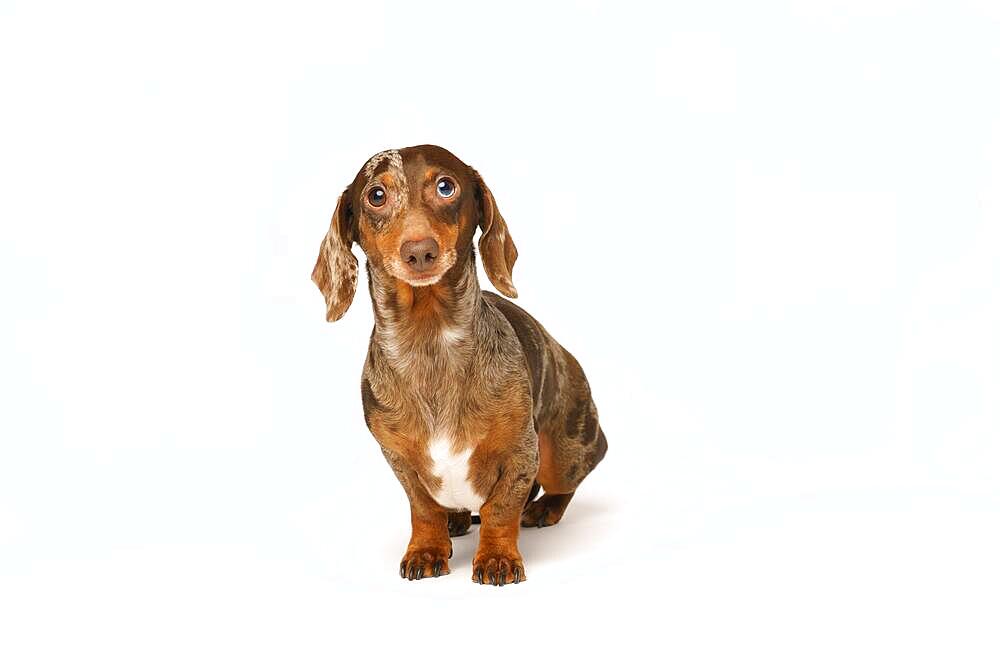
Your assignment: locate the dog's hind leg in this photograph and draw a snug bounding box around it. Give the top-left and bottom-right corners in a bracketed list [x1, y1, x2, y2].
[522, 369, 608, 529]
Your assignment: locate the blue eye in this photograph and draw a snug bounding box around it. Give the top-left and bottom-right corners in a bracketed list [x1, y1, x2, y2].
[436, 177, 456, 198]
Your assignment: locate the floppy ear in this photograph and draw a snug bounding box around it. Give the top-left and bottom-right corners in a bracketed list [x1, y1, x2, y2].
[475, 172, 519, 298]
[311, 187, 359, 322]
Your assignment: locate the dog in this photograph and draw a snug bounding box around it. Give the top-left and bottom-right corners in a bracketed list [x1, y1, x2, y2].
[312, 145, 607, 585]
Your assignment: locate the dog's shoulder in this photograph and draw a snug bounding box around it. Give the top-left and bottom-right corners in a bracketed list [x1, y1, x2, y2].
[481, 291, 561, 414]
[481, 291, 541, 337]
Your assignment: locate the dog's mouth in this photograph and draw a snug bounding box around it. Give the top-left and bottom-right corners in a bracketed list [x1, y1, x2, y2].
[402, 270, 445, 286]
[385, 251, 457, 287]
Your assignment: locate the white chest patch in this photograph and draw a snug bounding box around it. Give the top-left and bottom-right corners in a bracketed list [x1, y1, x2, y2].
[426, 436, 484, 512]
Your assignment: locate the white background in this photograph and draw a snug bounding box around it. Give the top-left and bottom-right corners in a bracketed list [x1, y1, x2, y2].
[2, 1, 998, 664]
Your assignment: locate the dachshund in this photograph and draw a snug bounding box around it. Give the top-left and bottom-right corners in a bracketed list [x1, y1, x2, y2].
[312, 145, 607, 585]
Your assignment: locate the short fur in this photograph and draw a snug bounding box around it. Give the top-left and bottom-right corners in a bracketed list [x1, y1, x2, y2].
[313, 145, 607, 585]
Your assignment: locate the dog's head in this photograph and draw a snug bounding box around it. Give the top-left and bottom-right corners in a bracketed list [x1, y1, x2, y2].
[312, 145, 518, 322]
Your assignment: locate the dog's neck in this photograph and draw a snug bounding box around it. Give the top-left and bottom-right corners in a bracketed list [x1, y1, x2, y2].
[367, 252, 480, 379]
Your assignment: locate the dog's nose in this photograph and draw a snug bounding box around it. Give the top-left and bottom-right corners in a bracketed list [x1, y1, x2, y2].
[400, 238, 439, 272]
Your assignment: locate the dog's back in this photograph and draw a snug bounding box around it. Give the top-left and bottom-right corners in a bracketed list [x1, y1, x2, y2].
[485, 291, 608, 526]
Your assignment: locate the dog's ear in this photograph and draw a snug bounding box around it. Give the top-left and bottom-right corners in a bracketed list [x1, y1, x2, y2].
[474, 171, 519, 298]
[312, 186, 359, 322]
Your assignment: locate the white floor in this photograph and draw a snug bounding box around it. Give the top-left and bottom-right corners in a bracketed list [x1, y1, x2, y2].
[2, 388, 996, 665]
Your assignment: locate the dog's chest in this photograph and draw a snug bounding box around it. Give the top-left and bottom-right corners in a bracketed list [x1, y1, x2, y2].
[424, 435, 484, 512]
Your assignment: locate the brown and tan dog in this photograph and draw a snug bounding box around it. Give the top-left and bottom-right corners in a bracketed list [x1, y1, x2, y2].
[312, 145, 607, 585]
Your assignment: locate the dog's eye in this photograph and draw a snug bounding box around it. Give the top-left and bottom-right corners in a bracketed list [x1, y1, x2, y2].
[436, 177, 456, 199]
[367, 187, 386, 207]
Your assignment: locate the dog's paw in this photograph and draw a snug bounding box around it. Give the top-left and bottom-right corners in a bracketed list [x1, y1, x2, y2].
[448, 511, 472, 537]
[399, 545, 451, 581]
[471, 545, 525, 586]
[520, 493, 571, 528]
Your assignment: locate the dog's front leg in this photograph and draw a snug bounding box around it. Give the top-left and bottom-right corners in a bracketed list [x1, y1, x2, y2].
[401, 487, 452, 580]
[380, 446, 452, 580]
[472, 432, 538, 586]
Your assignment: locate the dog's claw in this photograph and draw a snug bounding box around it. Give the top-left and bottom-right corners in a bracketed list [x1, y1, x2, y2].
[400, 548, 450, 581]
[472, 551, 525, 586]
